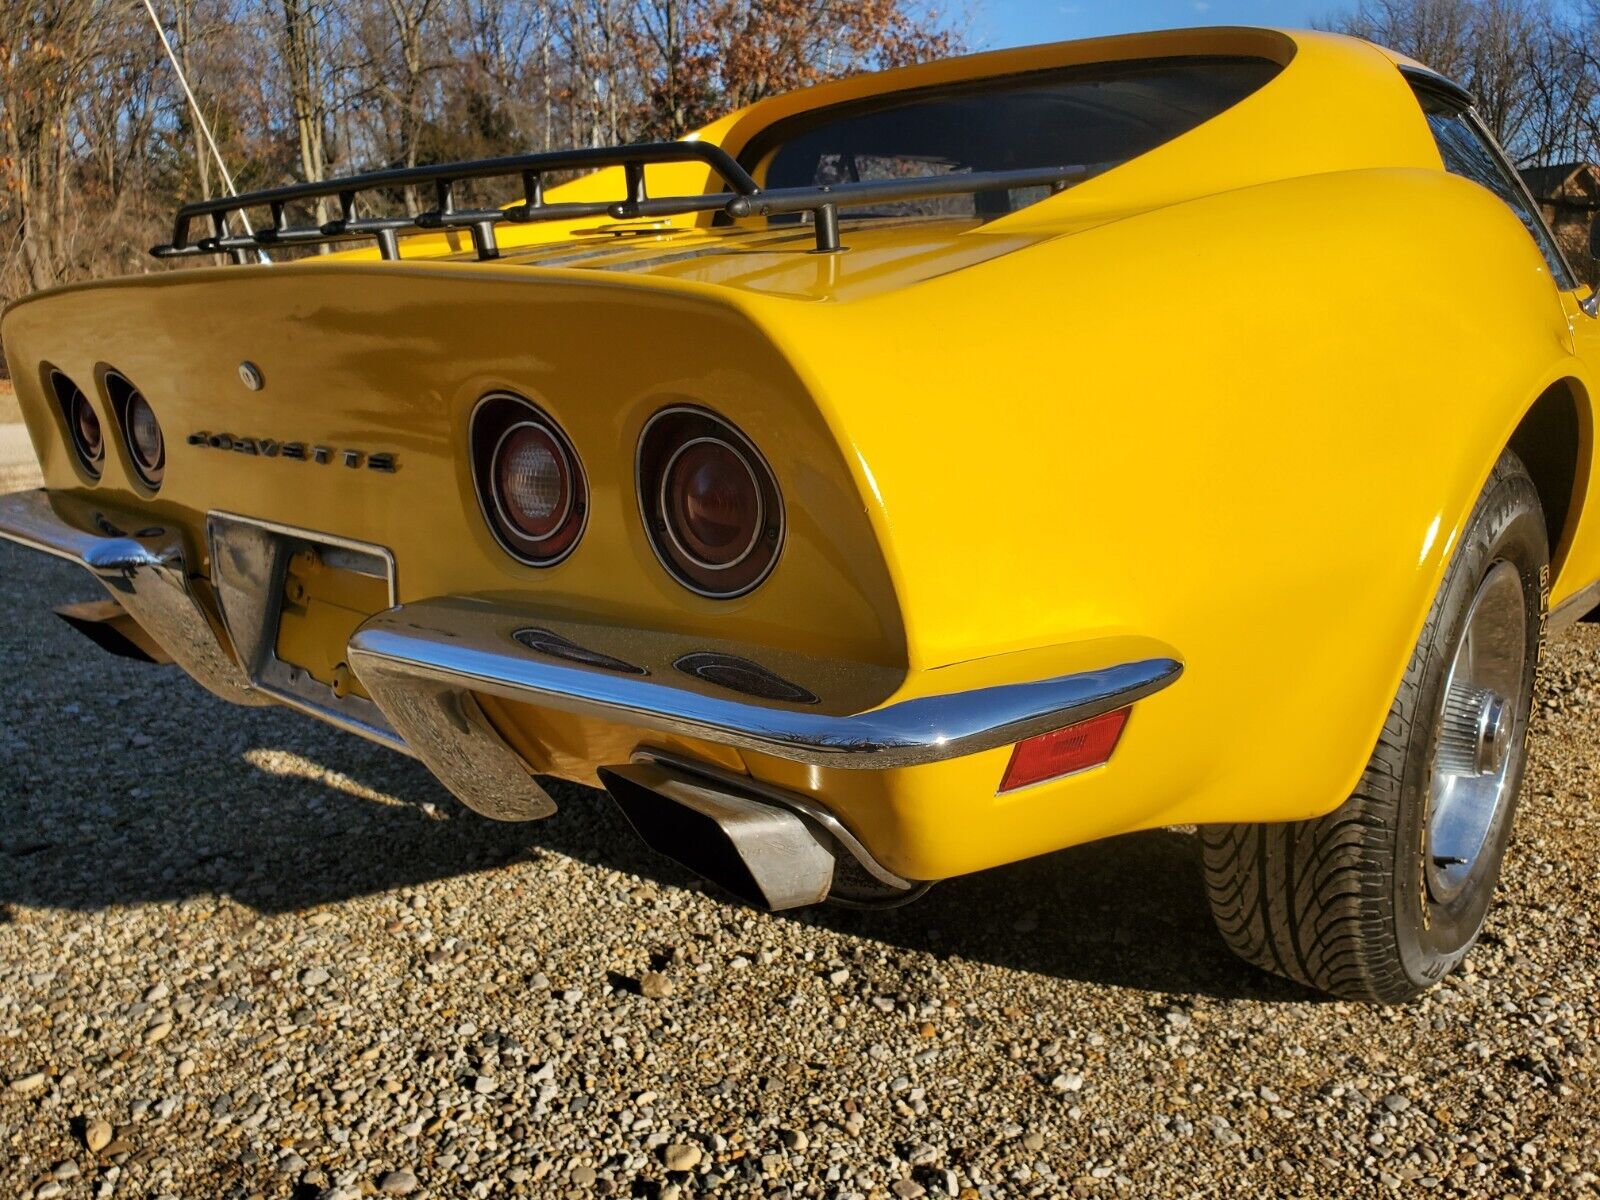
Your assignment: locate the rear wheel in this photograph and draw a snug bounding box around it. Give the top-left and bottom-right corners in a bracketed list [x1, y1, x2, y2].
[1202, 450, 1547, 1002]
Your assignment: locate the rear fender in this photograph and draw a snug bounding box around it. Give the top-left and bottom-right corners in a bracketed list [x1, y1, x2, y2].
[761, 166, 1595, 834]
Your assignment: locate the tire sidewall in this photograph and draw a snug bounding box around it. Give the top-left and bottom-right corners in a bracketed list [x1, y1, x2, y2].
[1392, 465, 1547, 990]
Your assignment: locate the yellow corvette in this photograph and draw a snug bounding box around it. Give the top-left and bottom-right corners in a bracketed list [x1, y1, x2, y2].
[3, 26, 1593, 1002]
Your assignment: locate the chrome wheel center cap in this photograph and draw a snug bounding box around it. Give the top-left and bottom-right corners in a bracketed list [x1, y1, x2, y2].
[1474, 691, 1512, 775]
[1437, 684, 1512, 777]
[1426, 560, 1527, 903]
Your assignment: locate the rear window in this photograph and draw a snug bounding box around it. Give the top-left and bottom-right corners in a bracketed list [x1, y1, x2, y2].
[742, 56, 1281, 220]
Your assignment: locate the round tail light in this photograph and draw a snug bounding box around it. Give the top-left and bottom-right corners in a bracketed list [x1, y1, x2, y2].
[125, 391, 165, 485]
[662, 438, 763, 567]
[495, 423, 572, 539]
[638, 407, 782, 597]
[50, 372, 103, 479]
[73, 393, 104, 468]
[105, 372, 163, 488]
[471, 393, 586, 566]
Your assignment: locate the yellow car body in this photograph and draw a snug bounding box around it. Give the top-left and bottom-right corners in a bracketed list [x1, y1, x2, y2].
[3, 27, 1597, 896]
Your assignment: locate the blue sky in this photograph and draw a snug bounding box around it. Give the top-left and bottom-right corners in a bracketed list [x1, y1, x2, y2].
[976, 0, 1327, 47]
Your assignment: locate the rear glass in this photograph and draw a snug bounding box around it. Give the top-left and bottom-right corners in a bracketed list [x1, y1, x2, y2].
[744, 56, 1281, 220]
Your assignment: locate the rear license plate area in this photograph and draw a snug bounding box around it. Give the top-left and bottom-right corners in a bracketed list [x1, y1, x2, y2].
[206, 513, 401, 748]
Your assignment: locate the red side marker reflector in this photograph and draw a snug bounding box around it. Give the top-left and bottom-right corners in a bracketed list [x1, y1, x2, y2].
[999, 707, 1130, 793]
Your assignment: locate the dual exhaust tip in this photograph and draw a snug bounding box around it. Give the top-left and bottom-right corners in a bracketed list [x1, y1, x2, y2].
[600, 759, 920, 912]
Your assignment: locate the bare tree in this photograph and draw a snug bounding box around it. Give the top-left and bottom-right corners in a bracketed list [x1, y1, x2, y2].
[0, 0, 962, 346]
[382, 0, 439, 183]
[1322, 0, 1587, 164]
[280, 0, 330, 221]
[1558, 0, 1600, 159]
[171, 0, 213, 199]
[1, 1, 114, 294]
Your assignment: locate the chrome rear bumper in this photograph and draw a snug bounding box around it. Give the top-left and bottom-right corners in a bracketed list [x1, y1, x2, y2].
[0, 490, 261, 706]
[349, 597, 1181, 770]
[346, 596, 1182, 819]
[0, 491, 1184, 832]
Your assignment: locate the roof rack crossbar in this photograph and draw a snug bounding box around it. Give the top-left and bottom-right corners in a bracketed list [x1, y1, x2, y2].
[151, 141, 1096, 261]
[722, 165, 1097, 221]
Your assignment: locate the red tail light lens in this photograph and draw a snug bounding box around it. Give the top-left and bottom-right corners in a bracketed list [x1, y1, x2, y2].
[471, 393, 586, 566]
[103, 372, 164, 489]
[126, 396, 165, 489]
[74, 393, 104, 465]
[50, 372, 103, 479]
[999, 707, 1129, 793]
[638, 407, 783, 598]
[663, 438, 763, 567]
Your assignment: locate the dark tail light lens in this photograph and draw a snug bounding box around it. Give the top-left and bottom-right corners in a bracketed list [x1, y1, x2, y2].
[50, 371, 103, 479]
[107, 373, 164, 488]
[638, 407, 782, 598]
[471, 393, 586, 566]
[74, 394, 104, 465]
[664, 438, 762, 566]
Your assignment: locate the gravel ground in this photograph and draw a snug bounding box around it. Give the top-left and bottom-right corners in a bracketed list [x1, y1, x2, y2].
[1, 537, 1597, 1200]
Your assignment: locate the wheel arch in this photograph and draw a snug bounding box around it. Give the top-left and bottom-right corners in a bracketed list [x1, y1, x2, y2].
[1506, 375, 1590, 581]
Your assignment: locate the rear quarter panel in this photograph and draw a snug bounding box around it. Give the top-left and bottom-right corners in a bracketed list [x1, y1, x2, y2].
[759, 166, 1593, 845]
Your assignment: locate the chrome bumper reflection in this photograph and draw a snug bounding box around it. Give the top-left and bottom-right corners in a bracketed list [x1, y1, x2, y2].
[0, 490, 262, 706]
[347, 595, 1183, 817]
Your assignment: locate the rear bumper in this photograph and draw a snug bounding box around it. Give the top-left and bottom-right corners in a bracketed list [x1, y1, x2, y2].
[348, 597, 1179, 767]
[1, 490, 1185, 878]
[346, 596, 1180, 829]
[0, 490, 260, 705]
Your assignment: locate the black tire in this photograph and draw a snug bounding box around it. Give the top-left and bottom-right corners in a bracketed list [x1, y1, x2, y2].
[1202, 450, 1548, 1002]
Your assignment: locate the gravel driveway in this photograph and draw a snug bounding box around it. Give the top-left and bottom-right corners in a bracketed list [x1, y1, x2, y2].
[1, 537, 1596, 1199]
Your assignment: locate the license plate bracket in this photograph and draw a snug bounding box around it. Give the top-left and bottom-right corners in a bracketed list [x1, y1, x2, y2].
[207, 512, 402, 750]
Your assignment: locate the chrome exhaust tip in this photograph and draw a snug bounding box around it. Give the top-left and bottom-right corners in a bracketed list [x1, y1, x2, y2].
[599, 760, 836, 911]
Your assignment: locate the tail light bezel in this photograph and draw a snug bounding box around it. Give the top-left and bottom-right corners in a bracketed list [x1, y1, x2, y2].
[104, 371, 165, 490]
[48, 369, 104, 481]
[470, 392, 588, 567]
[636, 405, 784, 599]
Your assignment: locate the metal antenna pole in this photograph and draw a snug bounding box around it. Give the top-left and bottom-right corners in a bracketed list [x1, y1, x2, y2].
[139, 0, 270, 263]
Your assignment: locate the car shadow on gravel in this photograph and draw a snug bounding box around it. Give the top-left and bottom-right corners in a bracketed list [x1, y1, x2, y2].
[532, 781, 1326, 1005]
[0, 541, 1317, 1004]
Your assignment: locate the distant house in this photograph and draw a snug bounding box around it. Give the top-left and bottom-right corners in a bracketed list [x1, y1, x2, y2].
[1520, 162, 1600, 285]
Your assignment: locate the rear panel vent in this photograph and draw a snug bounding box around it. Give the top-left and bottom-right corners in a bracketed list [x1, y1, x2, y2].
[673, 651, 818, 705]
[512, 627, 647, 676]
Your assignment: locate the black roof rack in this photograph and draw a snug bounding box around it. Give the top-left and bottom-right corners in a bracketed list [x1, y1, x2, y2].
[150, 140, 1094, 262]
